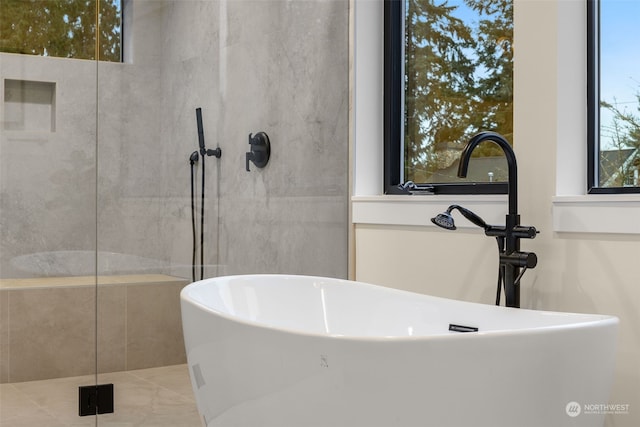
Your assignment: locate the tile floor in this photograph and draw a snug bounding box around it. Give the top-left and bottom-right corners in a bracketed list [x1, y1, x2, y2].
[0, 364, 203, 426]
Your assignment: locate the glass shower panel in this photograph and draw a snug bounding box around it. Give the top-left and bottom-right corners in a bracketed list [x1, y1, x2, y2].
[0, 52, 99, 423]
[95, 0, 206, 424]
[1, 0, 350, 420]
[94, 0, 348, 425]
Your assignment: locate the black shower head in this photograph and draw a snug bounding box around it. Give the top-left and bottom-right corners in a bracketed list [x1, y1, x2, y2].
[431, 209, 457, 230]
[431, 205, 489, 231]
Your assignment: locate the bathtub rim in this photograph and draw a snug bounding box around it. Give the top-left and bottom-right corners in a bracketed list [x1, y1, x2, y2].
[180, 273, 619, 342]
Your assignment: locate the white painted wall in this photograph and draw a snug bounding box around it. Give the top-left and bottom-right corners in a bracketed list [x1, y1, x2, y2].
[352, 1, 639, 425]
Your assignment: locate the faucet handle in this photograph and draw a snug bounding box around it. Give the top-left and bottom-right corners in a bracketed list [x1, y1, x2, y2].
[512, 225, 538, 239]
[500, 251, 538, 269]
[245, 151, 255, 172]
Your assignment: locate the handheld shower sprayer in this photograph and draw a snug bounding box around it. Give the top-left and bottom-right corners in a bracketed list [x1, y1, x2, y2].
[196, 107, 205, 153]
[195, 108, 221, 158]
[431, 205, 490, 231]
[190, 108, 222, 283]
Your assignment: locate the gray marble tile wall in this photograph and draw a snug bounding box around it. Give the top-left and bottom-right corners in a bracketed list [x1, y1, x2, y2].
[214, 0, 350, 278]
[94, 0, 349, 278]
[0, 54, 98, 279]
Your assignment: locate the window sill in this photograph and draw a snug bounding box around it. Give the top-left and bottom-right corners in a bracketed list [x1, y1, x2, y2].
[352, 195, 640, 235]
[352, 195, 507, 228]
[552, 195, 640, 234]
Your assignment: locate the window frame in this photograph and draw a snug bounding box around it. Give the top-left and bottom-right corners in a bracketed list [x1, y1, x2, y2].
[0, 0, 123, 62]
[586, 0, 640, 194]
[383, 0, 508, 196]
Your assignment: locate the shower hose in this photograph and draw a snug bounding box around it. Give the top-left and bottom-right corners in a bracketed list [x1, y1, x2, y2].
[189, 151, 208, 283]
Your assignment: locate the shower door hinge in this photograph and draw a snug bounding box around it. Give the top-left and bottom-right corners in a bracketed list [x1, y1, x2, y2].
[78, 383, 114, 416]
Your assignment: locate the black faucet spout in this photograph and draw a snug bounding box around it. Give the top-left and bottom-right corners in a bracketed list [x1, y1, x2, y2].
[458, 131, 518, 216]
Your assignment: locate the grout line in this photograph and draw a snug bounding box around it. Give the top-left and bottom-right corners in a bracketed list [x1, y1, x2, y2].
[124, 287, 128, 372]
[6, 291, 10, 383]
[0, 383, 54, 423]
[126, 365, 196, 401]
[7, 378, 77, 424]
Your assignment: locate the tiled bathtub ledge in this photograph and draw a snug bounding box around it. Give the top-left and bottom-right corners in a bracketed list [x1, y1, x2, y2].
[0, 274, 189, 383]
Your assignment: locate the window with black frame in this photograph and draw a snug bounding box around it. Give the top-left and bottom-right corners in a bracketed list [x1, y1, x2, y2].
[0, 0, 122, 62]
[588, 0, 640, 193]
[385, 0, 513, 195]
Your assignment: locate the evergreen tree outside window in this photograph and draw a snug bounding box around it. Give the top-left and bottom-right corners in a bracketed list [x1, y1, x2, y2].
[0, 0, 122, 62]
[385, 0, 513, 194]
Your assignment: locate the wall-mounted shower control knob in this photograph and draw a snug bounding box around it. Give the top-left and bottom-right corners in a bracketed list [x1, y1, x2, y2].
[246, 132, 271, 171]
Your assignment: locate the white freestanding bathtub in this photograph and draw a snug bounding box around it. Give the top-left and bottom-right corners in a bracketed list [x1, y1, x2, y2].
[181, 275, 618, 427]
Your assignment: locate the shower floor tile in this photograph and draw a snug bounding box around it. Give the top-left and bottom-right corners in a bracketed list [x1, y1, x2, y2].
[0, 364, 202, 426]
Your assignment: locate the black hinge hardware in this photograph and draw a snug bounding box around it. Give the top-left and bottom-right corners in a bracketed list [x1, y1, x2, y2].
[78, 383, 114, 416]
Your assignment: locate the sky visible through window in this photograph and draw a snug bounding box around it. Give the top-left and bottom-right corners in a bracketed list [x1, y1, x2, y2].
[599, 0, 640, 150]
[450, 0, 639, 153]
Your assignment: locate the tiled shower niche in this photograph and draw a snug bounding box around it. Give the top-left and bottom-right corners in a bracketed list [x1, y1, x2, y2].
[3, 79, 56, 132]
